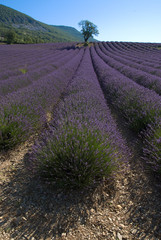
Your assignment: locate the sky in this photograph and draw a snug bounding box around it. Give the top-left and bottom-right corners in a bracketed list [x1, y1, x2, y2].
[0, 0, 161, 43]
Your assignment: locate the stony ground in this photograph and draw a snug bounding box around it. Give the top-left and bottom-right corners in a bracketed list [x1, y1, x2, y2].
[0, 103, 161, 240]
[0, 129, 161, 240]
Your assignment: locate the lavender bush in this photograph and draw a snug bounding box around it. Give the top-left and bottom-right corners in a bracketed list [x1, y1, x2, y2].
[0, 46, 84, 150]
[91, 44, 161, 173]
[143, 119, 161, 174]
[29, 47, 129, 189]
[30, 122, 117, 189]
[103, 42, 161, 69]
[97, 43, 161, 95]
[91, 46, 161, 133]
[0, 46, 79, 97]
[0, 102, 43, 149]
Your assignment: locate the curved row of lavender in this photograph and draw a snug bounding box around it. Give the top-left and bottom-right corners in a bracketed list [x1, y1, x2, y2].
[0, 45, 84, 150]
[0, 44, 73, 80]
[108, 42, 161, 73]
[90, 45, 161, 173]
[99, 42, 161, 174]
[0, 43, 78, 86]
[117, 42, 161, 67]
[102, 42, 161, 78]
[95, 43, 161, 95]
[0, 48, 79, 97]
[104, 42, 161, 91]
[0, 42, 75, 68]
[110, 43, 161, 71]
[0, 42, 75, 79]
[143, 119, 161, 174]
[115, 42, 161, 59]
[29, 47, 129, 189]
[106, 42, 161, 68]
[0, 46, 54, 78]
[109, 41, 161, 59]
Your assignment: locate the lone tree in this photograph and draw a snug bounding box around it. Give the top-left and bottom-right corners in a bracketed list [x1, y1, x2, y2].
[78, 20, 99, 43]
[5, 30, 16, 44]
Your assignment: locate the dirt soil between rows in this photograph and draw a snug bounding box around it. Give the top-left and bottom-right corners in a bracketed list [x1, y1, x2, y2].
[0, 121, 161, 240]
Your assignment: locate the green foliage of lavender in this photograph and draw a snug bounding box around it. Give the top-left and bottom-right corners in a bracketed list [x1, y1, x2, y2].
[0, 103, 42, 149]
[0, 44, 84, 150]
[91, 44, 161, 133]
[29, 47, 128, 189]
[91, 43, 161, 174]
[2, 40, 161, 179]
[99, 42, 161, 96]
[31, 123, 116, 189]
[143, 120, 161, 174]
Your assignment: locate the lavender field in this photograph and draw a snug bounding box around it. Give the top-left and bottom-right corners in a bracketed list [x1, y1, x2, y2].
[1, 42, 161, 240]
[0, 41, 161, 183]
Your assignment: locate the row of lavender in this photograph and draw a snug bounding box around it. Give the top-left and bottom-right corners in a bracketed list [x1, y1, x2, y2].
[0, 48, 79, 97]
[0, 44, 84, 149]
[90, 45, 161, 174]
[29, 47, 129, 188]
[0, 43, 75, 83]
[104, 42, 161, 173]
[0, 42, 75, 67]
[107, 42, 161, 67]
[118, 42, 161, 66]
[96, 43, 161, 95]
[0, 45, 54, 75]
[114, 42, 161, 59]
[102, 42, 161, 76]
[0, 42, 75, 78]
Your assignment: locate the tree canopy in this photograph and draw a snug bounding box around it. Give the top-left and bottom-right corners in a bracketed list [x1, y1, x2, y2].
[5, 29, 17, 44]
[78, 20, 99, 42]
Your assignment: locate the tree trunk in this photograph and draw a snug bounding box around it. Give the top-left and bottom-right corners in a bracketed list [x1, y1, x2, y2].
[84, 37, 88, 42]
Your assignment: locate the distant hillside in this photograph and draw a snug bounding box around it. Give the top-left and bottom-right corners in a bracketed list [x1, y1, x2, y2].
[0, 4, 95, 43]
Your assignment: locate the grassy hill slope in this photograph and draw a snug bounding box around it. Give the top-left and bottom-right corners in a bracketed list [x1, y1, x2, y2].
[0, 4, 90, 43]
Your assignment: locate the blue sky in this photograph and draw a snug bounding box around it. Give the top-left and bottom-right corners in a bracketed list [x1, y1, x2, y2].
[1, 0, 161, 42]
